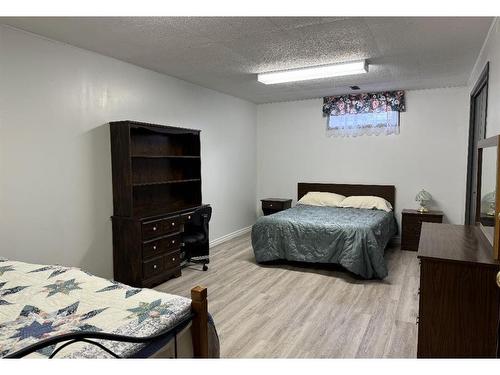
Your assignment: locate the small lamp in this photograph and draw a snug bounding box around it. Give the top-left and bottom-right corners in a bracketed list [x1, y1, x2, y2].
[415, 189, 432, 213]
[482, 191, 496, 216]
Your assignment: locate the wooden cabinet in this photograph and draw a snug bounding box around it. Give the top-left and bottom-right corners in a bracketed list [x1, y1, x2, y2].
[401, 209, 443, 251]
[110, 121, 202, 218]
[110, 121, 204, 287]
[417, 223, 500, 357]
[261, 198, 292, 216]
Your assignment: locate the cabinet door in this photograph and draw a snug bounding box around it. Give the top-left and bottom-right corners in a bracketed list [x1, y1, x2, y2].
[497, 269, 500, 358]
[401, 215, 421, 251]
[418, 259, 500, 357]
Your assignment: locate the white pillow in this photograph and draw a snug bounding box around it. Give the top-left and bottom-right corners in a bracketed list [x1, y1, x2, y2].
[297, 192, 346, 207]
[339, 195, 393, 212]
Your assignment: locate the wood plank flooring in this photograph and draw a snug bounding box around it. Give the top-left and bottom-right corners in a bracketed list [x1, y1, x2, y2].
[155, 233, 419, 358]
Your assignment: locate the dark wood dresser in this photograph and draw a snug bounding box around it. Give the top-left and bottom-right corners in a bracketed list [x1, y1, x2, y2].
[417, 223, 500, 357]
[110, 121, 206, 288]
[261, 198, 292, 216]
[401, 209, 443, 251]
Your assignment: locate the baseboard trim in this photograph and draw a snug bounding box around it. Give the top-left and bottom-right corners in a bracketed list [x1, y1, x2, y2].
[210, 225, 252, 248]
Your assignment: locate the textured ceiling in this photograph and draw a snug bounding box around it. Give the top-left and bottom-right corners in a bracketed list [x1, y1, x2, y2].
[0, 17, 493, 103]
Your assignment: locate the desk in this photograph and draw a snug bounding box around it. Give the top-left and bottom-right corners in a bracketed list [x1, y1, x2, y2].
[112, 204, 209, 288]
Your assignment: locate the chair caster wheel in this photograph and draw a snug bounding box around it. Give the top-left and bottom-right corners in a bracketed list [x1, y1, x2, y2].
[202, 264, 208, 271]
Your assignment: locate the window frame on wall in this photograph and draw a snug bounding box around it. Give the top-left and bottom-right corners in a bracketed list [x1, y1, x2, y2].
[326, 110, 400, 137]
[465, 62, 489, 225]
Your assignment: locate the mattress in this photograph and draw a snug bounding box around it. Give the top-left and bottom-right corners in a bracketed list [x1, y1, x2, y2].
[0, 257, 219, 358]
[251, 205, 397, 279]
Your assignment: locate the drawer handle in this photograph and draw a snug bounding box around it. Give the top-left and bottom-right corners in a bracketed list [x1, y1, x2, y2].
[188, 215, 191, 220]
[496, 271, 500, 288]
[172, 257, 176, 262]
[171, 222, 175, 226]
[153, 264, 157, 270]
[171, 240, 175, 244]
[153, 226, 157, 231]
[153, 245, 157, 250]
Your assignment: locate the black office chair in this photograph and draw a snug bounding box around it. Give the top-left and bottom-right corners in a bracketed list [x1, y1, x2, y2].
[181, 205, 212, 271]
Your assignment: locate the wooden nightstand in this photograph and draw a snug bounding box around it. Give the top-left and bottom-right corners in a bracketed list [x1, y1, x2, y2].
[401, 209, 444, 251]
[261, 198, 292, 216]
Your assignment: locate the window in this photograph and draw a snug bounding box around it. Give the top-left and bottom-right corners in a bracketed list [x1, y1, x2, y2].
[327, 110, 400, 137]
[323, 91, 405, 137]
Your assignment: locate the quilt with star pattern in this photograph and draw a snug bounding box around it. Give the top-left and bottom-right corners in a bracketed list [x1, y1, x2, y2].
[0, 257, 207, 358]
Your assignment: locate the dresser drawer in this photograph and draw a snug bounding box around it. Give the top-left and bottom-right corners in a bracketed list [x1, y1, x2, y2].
[161, 215, 181, 234]
[262, 201, 283, 210]
[180, 212, 194, 224]
[261, 199, 292, 216]
[142, 219, 164, 239]
[142, 233, 180, 259]
[165, 249, 181, 269]
[142, 255, 165, 279]
[142, 215, 181, 239]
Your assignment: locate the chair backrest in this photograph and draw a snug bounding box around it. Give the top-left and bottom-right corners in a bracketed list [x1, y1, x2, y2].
[190, 205, 212, 227]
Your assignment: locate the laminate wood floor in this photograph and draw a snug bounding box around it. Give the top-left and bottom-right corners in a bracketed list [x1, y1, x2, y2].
[155, 233, 419, 358]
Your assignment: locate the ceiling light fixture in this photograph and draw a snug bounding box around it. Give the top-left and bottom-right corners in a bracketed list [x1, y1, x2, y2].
[257, 60, 368, 85]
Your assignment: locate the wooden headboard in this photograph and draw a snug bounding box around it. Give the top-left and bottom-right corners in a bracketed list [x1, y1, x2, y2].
[297, 182, 396, 209]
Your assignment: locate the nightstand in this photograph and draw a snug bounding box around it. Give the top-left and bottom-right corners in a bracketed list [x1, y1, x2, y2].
[261, 198, 292, 216]
[401, 209, 444, 251]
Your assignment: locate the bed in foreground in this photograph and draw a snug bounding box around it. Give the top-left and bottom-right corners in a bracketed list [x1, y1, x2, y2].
[252, 183, 397, 279]
[0, 258, 219, 358]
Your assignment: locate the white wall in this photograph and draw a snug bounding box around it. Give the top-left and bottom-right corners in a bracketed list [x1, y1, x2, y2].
[469, 18, 499, 137]
[0, 26, 257, 278]
[256, 87, 470, 229]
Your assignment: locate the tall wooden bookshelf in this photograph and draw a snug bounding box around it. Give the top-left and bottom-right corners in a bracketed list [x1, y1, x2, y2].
[110, 121, 204, 287]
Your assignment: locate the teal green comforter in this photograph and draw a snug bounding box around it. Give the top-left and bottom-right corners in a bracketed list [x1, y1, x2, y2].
[251, 205, 397, 279]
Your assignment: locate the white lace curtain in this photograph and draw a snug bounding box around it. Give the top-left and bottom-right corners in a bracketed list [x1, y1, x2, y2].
[327, 111, 400, 137]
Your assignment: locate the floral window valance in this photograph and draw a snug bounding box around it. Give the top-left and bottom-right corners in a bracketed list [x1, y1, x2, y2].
[322, 91, 406, 117]
[323, 90, 405, 137]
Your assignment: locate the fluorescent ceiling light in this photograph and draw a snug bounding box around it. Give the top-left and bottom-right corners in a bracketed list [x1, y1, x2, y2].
[257, 60, 368, 85]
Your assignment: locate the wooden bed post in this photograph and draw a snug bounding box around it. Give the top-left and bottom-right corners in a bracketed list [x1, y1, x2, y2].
[191, 286, 209, 358]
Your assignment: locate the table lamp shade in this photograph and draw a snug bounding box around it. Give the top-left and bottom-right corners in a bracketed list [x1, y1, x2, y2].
[415, 189, 432, 212]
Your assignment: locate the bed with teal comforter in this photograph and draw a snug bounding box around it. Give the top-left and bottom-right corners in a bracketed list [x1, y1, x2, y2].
[251, 204, 397, 279]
